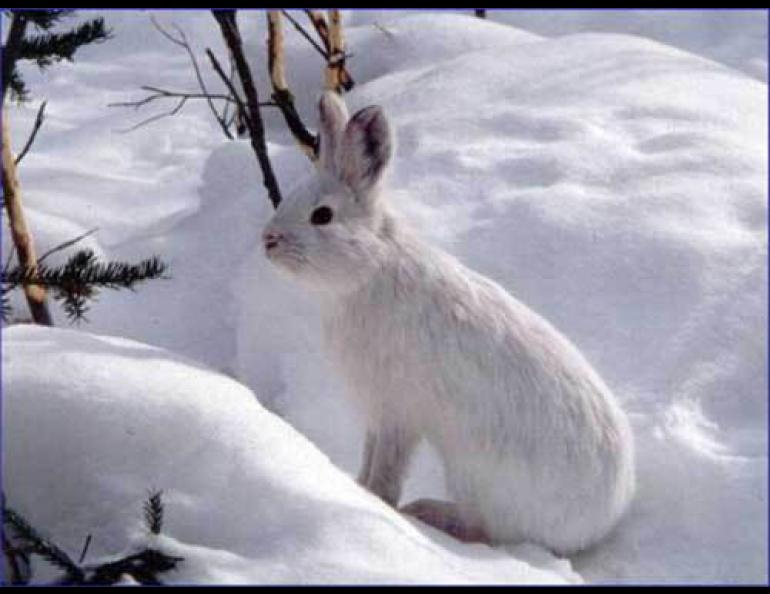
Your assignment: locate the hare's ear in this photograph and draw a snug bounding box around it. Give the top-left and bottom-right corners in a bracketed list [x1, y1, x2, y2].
[336, 105, 393, 197]
[318, 91, 349, 173]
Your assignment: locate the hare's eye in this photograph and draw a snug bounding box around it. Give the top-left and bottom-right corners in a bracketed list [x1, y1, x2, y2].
[310, 206, 334, 226]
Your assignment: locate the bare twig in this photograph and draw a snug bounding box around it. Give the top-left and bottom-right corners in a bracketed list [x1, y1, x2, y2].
[206, 49, 246, 114]
[373, 22, 396, 39]
[116, 97, 188, 133]
[78, 535, 93, 565]
[281, 10, 328, 59]
[152, 17, 234, 140]
[303, 10, 330, 54]
[110, 87, 236, 109]
[15, 100, 47, 165]
[38, 227, 99, 265]
[267, 11, 318, 161]
[211, 10, 283, 208]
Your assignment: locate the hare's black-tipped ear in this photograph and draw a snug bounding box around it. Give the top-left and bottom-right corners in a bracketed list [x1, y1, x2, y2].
[318, 91, 349, 173]
[336, 105, 393, 196]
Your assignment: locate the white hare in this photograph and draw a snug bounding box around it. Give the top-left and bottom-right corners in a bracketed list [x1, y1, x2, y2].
[262, 92, 635, 555]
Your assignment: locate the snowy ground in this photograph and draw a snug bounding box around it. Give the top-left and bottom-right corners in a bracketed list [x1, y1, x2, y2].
[3, 9, 767, 585]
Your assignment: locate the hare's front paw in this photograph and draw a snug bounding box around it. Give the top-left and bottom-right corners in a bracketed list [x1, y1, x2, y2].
[400, 498, 489, 544]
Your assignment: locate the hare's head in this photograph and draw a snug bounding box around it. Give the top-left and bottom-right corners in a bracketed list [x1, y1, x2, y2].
[263, 91, 394, 293]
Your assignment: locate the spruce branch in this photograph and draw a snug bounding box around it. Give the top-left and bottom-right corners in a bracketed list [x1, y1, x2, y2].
[19, 18, 111, 69]
[16, 9, 75, 31]
[2, 12, 29, 102]
[2, 493, 183, 585]
[143, 491, 164, 535]
[2, 504, 85, 583]
[1, 248, 169, 324]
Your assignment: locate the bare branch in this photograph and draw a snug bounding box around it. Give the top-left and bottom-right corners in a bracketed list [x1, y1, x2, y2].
[211, 9, 283, 208]
[15, 100, 47, 165]
[150, 16, 234, 139]
[109, 86, 238, 111]
[267, 11, 318, 161]
[206, 49, 246, 113]
[281, 10, 328, 59]
[303, 10, 330, 55]
[116, 96, 188, 133]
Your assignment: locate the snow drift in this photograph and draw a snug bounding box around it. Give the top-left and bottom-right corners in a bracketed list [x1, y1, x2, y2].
[2, 325, 575, 584]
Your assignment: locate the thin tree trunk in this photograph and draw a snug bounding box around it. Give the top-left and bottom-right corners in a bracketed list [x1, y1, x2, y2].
[2, 115, 53, 325]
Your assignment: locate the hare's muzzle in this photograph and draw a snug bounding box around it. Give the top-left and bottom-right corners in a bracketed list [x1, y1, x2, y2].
[263, 230, 282, 251]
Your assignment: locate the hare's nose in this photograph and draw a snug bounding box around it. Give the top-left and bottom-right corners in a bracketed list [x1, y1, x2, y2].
[263, 230, 283, 250]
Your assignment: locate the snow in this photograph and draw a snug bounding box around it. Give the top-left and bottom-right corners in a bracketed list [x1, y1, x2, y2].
[3, 9, 767, 585]
[2, 325, 577, 585]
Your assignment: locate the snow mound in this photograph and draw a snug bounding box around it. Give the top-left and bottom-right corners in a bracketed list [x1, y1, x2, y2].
[233, 25, 768, 585]
[2, 325, 575, 585]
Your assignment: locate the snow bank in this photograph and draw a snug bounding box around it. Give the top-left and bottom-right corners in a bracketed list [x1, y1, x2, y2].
[4, 9, 767, 585]
[2, 325, 574, 584]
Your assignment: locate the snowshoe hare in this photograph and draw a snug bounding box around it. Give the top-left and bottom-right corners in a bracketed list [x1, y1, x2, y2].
[263, 92, 635, 555]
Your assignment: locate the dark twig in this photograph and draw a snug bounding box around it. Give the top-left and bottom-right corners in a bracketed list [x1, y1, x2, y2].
[14, 100, 47, 165]
[110, 86, 237, 110]
[37, 226, 99, 264]
[77, 535, 92, 565]
[116, 97, 187, 133]
[150, 16, 234, 140]
[303, 9, 330, 55]
[206, 49, 247, 117]
[212, 10, 283, 208]
[281, 10, 328, 59]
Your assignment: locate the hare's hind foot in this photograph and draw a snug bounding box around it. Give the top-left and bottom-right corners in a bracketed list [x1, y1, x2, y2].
[400, 498, 489, 544]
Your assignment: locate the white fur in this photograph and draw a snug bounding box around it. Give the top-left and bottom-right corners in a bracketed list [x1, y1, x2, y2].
[263, 92, 635, 555]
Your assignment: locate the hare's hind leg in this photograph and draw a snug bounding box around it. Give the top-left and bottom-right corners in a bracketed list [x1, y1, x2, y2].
[400, 498, 489, 544]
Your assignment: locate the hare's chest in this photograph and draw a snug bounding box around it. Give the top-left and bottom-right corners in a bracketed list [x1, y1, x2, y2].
[324, 293, 435, 419]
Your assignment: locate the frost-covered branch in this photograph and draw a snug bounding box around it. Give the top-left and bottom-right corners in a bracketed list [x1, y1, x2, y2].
[2, 493, 183, 585]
